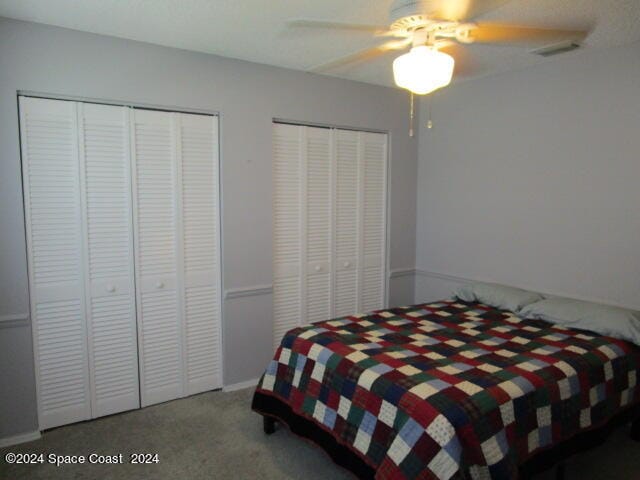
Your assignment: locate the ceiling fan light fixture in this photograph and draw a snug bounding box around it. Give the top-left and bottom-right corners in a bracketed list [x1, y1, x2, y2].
[392, 46, 454, 95]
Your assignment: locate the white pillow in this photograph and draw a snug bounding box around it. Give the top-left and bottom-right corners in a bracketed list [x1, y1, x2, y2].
[520, 297, 640, 346]
[453, 282, 544, 313]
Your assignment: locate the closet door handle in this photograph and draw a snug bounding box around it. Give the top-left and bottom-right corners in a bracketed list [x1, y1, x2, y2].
[106, 284, 116, 293]
[156, 281, 165, 289]
[343, 261, 350, 268]
[314, 265, 321, 272]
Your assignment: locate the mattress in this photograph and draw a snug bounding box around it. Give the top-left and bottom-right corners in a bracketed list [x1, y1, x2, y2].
[252, 300, 640, 479]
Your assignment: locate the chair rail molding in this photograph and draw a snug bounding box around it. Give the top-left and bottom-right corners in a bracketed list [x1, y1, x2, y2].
[388, 268, 417, 279]
[415, 269, 640, 311]
[0, 313, 30, 329]
[224, 285, 273, 300]
[414, 269, 473, 283]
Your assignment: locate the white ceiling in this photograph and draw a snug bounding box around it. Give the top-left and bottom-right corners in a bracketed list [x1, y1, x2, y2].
[1, 0, 639, 88]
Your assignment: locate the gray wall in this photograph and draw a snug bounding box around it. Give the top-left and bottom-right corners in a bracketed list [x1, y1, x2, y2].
[416, 41, 640, 309]
[0, 17, 418, 438]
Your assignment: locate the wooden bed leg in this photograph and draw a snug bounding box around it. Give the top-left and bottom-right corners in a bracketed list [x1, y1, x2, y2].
[555, 463, 566, 480]
[263, 415, 276, 435]
[631, 417, 640, 442]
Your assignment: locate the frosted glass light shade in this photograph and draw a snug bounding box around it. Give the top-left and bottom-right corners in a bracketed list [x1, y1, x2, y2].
[393, 46, 455, 95]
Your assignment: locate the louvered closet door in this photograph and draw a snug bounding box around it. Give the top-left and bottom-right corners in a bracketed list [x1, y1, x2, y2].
[334, 130, 359, 317]
[272, 123, 302, 348]
[305, 127, 332, 323]
[178, 113, 222, 395]
[272, 124, 388, 347]
[131, 109, 183, 407]
[360, 132, 388, 312]
[78, 103, 139, 417]
[19, 97, 91, 430]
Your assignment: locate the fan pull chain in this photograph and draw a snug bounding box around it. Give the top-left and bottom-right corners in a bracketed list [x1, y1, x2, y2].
[409, 92, 414, 138]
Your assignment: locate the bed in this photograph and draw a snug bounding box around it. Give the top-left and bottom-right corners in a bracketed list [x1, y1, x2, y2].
[252, 299, 640, 479]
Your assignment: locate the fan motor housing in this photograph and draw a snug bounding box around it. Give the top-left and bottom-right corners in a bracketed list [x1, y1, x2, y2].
[389, 0, 464, 42]
[389, 0, 431, 33]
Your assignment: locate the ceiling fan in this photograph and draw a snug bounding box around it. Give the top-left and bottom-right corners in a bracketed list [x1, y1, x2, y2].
[287, 0, 589, 96]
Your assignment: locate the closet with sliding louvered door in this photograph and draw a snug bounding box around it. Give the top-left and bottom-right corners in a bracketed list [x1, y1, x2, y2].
[20, 97, 92, 430]
[359, 131, 388, 313]
[78, 102, 139, 419]
[20, 96, 138, 429]
[178, 113, 222, 396]
[131, 109, 222, 406]
[334, 129, 360, 317]
[20, 96, 222, 429]
[272, 123, 388, 348]
[272, 123, 303, 347]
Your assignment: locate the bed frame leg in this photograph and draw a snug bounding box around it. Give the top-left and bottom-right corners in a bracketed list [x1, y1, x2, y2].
[263, 415, 276, 435]
[555, 463, 566, 480]
[631, 417, 640, 442]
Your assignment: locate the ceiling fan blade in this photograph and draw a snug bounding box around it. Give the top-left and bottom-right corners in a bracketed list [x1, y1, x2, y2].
[438, 43, 482, 78]
[287, 19, 388, 34]
[468, 23, 589, 46]
[309, 39, 411, 73]
[430, 0, 513, 22]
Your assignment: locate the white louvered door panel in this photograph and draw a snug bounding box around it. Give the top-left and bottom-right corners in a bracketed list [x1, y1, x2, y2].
[131, 109, 183, 407]
[334, 130, 359, 317]
[78, 103, 140, 418]
[305, 127, 332, 323]
[19, 97, 91, 430]
[178, 113, 222, 395]
[272, 123, 302, 348]
[360, 132, 388, 312]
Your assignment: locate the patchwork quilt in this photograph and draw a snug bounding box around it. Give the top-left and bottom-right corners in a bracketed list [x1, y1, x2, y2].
[253, 301, 640, 479]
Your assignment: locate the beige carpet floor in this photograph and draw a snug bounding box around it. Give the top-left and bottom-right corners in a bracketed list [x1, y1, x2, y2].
[1, 387, 638, 479]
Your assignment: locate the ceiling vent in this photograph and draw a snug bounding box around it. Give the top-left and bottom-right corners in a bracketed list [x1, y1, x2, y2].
[532, 42, 581, 57]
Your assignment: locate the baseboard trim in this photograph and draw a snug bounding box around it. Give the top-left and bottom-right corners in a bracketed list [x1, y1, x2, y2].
[0, 430, 41, 448]
[224, 285, 273, 300]
[223, 378, 259, 392]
